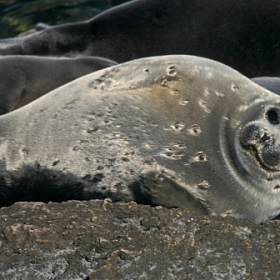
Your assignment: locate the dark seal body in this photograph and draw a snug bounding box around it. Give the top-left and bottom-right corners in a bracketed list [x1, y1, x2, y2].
[1, 0, 280, 76]
[251, 77, 280, 96]
[0, 55, 116, 114]
[1, 55, 280, 223]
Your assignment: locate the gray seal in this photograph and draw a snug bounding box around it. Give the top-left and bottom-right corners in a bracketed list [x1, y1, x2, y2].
[0, 55, 280, 223]
[1, 0, 280, 77]
[251, 77, 280, 96]
[0, 55, 117, 114]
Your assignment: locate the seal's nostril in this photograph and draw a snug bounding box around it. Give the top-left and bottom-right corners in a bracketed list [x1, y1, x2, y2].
[266, 108, 280, 125]
[261, 132, 270, 142]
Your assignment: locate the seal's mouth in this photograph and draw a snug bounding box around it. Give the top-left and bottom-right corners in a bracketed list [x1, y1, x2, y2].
[240, 107, 280, 172]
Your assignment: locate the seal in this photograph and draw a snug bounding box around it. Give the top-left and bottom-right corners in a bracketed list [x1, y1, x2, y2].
[1, 0, 280, 76]
[0, 55, 280, 223]
[0, 55, 117, 115]
[251, 77, 280, 96]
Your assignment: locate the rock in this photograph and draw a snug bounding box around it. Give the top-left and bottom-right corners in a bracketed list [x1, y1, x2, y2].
[0, 200, 279, 279]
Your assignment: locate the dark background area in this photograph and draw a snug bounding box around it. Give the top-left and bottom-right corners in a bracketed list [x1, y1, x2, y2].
[0, 0, 129, 39]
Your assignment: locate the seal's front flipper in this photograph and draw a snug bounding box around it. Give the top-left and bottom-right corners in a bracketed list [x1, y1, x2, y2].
[139, 170, 208, 215]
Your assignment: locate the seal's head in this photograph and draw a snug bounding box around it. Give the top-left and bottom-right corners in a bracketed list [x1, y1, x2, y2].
[241, 106, 280, 172]
[222, 94, 280, 222]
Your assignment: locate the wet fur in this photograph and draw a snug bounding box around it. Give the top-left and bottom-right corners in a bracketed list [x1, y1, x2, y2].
[0, 163, 155, 207]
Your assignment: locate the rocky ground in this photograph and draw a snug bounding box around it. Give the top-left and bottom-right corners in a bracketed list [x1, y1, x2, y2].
[0, 199, 279, 279]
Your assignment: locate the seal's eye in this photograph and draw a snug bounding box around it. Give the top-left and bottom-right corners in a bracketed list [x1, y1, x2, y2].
[266, 108, 280, 125]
